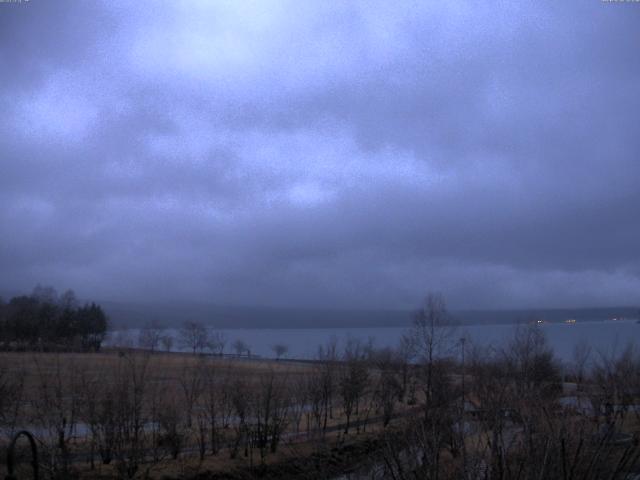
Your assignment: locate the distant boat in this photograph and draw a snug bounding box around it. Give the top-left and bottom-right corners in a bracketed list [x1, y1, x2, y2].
[565, 319, 576, 325]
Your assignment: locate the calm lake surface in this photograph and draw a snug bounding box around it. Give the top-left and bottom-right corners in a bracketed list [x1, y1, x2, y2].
[111, 319, 639, 362]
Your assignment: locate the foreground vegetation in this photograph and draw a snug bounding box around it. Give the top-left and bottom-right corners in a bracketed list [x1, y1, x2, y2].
[1, 294, 639, 479]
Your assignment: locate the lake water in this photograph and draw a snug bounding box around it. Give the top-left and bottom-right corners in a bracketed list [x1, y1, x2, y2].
[109, 319, 639, 363]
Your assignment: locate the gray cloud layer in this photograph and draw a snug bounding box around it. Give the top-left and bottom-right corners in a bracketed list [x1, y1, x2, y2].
[1, 1, 639, 310]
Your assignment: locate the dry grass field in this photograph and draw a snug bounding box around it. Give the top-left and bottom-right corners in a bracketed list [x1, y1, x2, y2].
[2, 333, 640, 480]
[0, 349, 402, 479]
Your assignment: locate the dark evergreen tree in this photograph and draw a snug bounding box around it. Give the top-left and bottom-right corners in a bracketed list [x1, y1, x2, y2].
[0, 287, 109, 351]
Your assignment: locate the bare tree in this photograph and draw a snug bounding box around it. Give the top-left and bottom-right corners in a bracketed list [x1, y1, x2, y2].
[316, 337, 339, 434]
[373, 358, 402, 427]
[31, 354, 82, 477]
[288, 373, 308, 436]
[179, 360, 204, 429]
[78, 362, 125, 468]
[409, 292, 456, 408]
[138, 320, 164, 353]
[571, 339, 592, 384]
[201, 362, 224, 455]
[160, 334, 174, 353]
[0, 364, 25, 440]
[207, 330, 226, 356]
[470, 338, 639, 480]
[157, 394, 185, 460]
[305, 367, 326, 438]
[179, 320, 209, 355]
[233, 339, 249, 357]
[111, 352, 151, 479]
[505, 323, 559, 399]
[592, 343, 640, 425]
[339, 339, 370, 434]
[379, 365, 458, 480]
[394, 335, 415, 403]
[229, 378, 250, 459]
[250, 368, 291, 463]
[271, 343, 289, 360]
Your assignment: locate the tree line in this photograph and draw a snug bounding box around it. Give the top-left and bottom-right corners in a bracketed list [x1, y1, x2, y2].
[135, 319, 288, 359]
[0, 285, 108, 351]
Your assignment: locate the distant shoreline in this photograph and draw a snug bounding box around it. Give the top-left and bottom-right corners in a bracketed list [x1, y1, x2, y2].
[109, 314, 640, 331]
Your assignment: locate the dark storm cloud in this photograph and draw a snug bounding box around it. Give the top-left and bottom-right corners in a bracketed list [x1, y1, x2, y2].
[1, 1, 639, 310]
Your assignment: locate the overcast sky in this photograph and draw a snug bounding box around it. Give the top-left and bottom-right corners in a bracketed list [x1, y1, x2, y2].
[1, 1, 639, 310]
